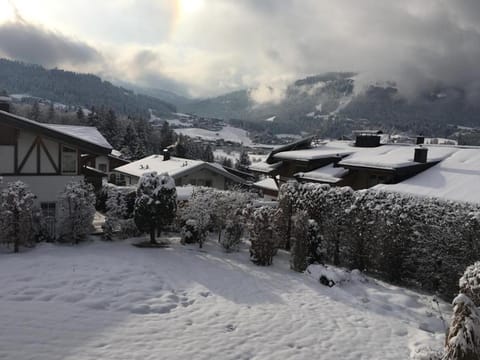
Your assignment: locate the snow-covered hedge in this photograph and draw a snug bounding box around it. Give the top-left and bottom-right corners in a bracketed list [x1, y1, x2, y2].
[279, 182, 480, 300]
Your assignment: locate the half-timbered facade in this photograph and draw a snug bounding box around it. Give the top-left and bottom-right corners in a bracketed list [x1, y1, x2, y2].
[0, 102, 112, 235]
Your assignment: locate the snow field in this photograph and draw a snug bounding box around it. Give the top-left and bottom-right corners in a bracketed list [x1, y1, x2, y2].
[0, 237, 447, 360]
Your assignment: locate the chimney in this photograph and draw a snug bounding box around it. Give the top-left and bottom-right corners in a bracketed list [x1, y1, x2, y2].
[163, 148, 170, 161]
[416, 136, 425, 145]
[0, 96, 11, 112]
[414, 147, 428, 163]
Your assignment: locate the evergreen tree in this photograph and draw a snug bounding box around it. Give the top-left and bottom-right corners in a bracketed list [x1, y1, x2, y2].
[204, 145, 214, 163]
[160, 121, 175, 149]
[134, 172, 177, 244]
[47, 102, 55, 123]
[76, 107, 85, 122]
[236, 149, 251, 170]
[29, 101, 40, 121]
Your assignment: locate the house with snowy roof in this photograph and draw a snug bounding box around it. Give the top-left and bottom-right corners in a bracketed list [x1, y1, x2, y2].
[250, 133, 480, 203]
[0, 98, 112, 235]
[113, 150, 246, 190]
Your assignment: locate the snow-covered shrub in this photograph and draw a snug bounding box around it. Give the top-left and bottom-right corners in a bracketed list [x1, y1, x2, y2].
[0, 181, 36, 252]
[57, 180, 96, 244]
[459, 262, 480, 307]
[306, 219, 323, 264]
[307, 264, 367, 287]
[443, 294, 480, 360]
[103, 184, 138, 240]
[290, 210, 309, 272]
[134, 172, 177, 244]
[177, 187, 254, 249]
[248, 206, 280, 266]
[220, 220, 243, 252]
[180, 218, 209, 247]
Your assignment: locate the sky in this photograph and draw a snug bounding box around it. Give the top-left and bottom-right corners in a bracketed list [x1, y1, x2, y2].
[0, 0, 480, 101]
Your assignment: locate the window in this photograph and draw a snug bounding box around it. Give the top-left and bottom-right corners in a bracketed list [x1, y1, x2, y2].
[41, 202, 56, 218]
[62, 146, 77, 174]
[205, 180, 212, 187]
[98, 163, 107, 172]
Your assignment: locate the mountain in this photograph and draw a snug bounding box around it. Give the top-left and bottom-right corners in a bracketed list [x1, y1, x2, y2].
[180, 72, 480, 138]
[0, 59, 176, 117]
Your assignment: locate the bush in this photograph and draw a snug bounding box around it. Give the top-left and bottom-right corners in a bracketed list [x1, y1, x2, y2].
[57, 180, 96, 244]
[459, 262, 480, 307]
[248, 206, 280, 266]
[181, 219, 207, 246]
[0, 181, 36, 252]
[220, 220, 243, 252]
[103, 184, 138, 240]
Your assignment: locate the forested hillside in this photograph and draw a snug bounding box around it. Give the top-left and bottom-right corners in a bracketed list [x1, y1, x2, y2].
[0, 59, 176, 117]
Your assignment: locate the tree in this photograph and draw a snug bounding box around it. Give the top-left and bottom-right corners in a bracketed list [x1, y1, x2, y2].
[134, 172, 177, 244]
[76, 107, 85, 122]
[29, 101, 40, 121]
[443, 294, 480, 360]
[236, 149, 251, 170]
[0, 181, 36, 252]
[160, 121, 175, 149]
[47, 102, 56, 122]
[57, 180, 96, 244]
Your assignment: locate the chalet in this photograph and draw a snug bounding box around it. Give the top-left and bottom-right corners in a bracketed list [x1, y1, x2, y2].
[82, 151, 130, 190]
[113, 151, 246, 189]
[250, 133, 479, 200]
[0, 98, 112, 235]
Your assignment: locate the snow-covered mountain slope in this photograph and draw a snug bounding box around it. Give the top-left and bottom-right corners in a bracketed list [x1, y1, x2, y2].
[0, 238, 448, 360]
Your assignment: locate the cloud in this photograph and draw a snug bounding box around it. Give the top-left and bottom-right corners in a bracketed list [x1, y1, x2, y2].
[2, 0, 480, 102]
[0, 19, 101, 69]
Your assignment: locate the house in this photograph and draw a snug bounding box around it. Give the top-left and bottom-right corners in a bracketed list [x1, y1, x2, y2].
[374, 147, 480, 205]
[82, 150, 130, 190]
[250, 133, 480, 200]
[113, 151, 246, 189]
[0, 98, 112, 235]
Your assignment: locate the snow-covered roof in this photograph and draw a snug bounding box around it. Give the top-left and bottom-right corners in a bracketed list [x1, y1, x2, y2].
[44, 124, 112, 150]
[273, 146, 353, 161]
[338, 145, 454, 170]
[374, 147, 480, 204]
[295, 164, 349, 183]
[253, 178, 278, 192]
[114, 155, 245, 184]
[0, 110, 112, 154]
[249, 161, 283, 174]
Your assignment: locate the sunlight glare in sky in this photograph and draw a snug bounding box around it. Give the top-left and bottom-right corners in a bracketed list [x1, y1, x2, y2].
[179, 0, 204, 14]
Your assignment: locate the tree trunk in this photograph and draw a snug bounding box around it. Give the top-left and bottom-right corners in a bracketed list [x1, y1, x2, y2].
[150, 228, 157, 244]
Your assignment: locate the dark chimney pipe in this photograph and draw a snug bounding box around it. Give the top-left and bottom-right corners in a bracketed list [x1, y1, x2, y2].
[414, 147, 428, 163]
[163, 148, 170, 161]
[0, 97, 11, 113]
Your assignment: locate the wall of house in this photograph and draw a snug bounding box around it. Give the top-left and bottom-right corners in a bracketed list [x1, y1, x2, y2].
[176, 168, 226, 189]
[16, 129, 63, 175]
[95, 155, 109, 172]
[0, 146, 14, 173]
[0, 175, 83, 203]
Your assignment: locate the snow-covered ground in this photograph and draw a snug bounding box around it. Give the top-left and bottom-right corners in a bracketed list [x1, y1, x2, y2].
[0, 237, 448, 360]
[175, 126, 254, 146]
[214, 149, 267, 164]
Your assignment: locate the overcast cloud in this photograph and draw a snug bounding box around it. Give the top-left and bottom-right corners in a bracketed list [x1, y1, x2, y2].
[0, 0, 480, 100]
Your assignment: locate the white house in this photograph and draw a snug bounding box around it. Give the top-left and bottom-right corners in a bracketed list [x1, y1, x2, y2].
[113, 152, 245, 190]
[0, 99, 112, 235]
